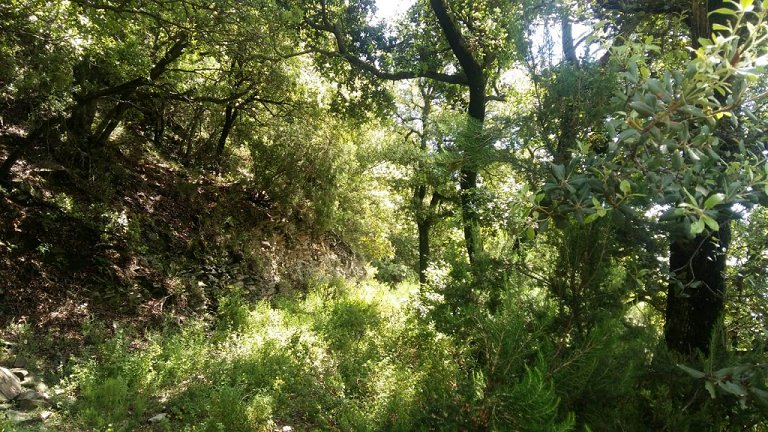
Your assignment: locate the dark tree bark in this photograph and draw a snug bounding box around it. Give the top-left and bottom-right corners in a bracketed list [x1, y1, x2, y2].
[665, 222, 731, 354]
[429, 0, 487, 264]
[553, 9, 579, 165]
[90, 100, 131, 148]
[664, 0, 734, 356]
[215, 104, 239, 166]
[153, 97, 166, 147]
[596, 0, 737, 356]
[417, 193, 432, 285]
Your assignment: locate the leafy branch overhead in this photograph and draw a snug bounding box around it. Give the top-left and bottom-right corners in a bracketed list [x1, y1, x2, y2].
[540, 1, 768, 237]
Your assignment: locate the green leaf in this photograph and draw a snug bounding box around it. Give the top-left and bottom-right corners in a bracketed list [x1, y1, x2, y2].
[705, 381, 717, 399]
[552, 164, 565, 181]
[525, 227, 535, 241]
[701, 214, 719, 231]
[618, 128, 640, 142]
[740, 0, 755, 10]
[690, 218, 706, 235]
[709, 7, 737, 16]
[619, 180, 631, 195]
[677, 364, 706, 379]
[629, 101, 656, 116]
[703, 193, 725, 209]
[718, 380, 747, 397]
[682, 188, 698, 206]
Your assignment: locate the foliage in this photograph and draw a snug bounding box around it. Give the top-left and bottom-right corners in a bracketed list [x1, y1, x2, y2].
[3, 0, 768, 431]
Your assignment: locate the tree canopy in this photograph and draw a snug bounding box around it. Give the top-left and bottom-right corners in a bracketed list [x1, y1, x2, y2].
[1, 0, 768, 430]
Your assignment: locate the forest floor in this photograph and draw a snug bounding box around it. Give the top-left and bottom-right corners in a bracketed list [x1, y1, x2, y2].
[0, 134, 377, 430]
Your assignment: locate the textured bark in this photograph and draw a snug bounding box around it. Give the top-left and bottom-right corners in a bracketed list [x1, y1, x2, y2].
[215, 104, 239, 165]
[664, 0, 733, 356]
[429, 0, 487, 264]
[417, 213, 431, 285]
[554, 10, 578, 165]
[665, 222, 731, 354]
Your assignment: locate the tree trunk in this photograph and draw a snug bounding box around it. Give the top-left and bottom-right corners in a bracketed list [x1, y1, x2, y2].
[554, 10, 578, 165]
[417, 216, 431, 285]
[665, 222, 731, 355]
[430, 0, 487, 264]
[663, 0, 734, 356]
[90, 100, 131, 148]
[215, 104, 238, 167]
[153, 97, 166, 147]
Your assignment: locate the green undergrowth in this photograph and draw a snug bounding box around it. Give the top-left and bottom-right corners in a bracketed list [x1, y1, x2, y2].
[21, 275, 581, 432]
[42, 280, 459, 431]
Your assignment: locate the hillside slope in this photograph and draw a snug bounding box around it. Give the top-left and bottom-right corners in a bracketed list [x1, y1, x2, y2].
[0, 132, 363, 357]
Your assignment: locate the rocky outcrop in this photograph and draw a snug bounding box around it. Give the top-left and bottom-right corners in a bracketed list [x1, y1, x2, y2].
[0, 366, 53, 425]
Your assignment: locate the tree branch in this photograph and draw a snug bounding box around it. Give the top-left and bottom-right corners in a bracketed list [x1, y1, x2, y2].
[305, 20, 468, 85]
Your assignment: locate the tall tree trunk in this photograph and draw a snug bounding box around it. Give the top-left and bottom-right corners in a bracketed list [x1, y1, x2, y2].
[215, 104, 238, 167]
[90, 100, 131, 148]
[153, 97, 166, 147]
[430, 0, 487, 264]
[663, 0, 734, 356]
[665, 222, 731, 354]
[554, 9, 578, 165]
[417, 209, 431, 285]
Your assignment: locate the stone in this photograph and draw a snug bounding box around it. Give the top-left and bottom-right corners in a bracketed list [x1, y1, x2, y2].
[148, 413, 167, 423]
[15, 390, 50, 410]
[15, 398, 49, 411]
[0, 367, 22, 401]
[35, 382, 50, 395]
[6, 409, 39, 424]
[15, 389, 37, 400]
[9, 369, 28, 381]
[40, 410, 52, 420]
[12, 356, 27, 368]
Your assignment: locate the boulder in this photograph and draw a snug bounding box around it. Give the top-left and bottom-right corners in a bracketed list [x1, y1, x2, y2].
[0, 367, 22, 401]
[12, 356, 27, 368]
[9, 369, 27, 381]
[148, 413, 167, 423]
[15, 389, 51, 410]
[6, 409, 39, 424]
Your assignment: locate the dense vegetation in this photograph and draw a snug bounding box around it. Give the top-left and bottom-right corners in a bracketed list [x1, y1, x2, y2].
[1, 0, 768, 430]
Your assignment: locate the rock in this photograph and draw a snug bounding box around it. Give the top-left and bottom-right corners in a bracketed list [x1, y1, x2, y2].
[15, 389, 37, 400]
[9, 369, 28, 381]
[40, 410, 52, 420]
[148, 413, 167, 423]
[15, 390, 51, 410]
[35, 382, 50, 395]
[15, 398, 49, 411]
[6, 409, 39, 424]
[0, 403, 11, 410]
[12, 356, 27, 368]
[0, 367, 22, 401]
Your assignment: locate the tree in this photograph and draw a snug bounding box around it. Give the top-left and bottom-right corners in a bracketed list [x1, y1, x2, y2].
[298, 0, 526, 267]
[541, 0, 768, 356]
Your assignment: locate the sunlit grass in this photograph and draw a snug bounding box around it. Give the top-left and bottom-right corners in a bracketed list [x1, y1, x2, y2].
[58, 278, 461, 431]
